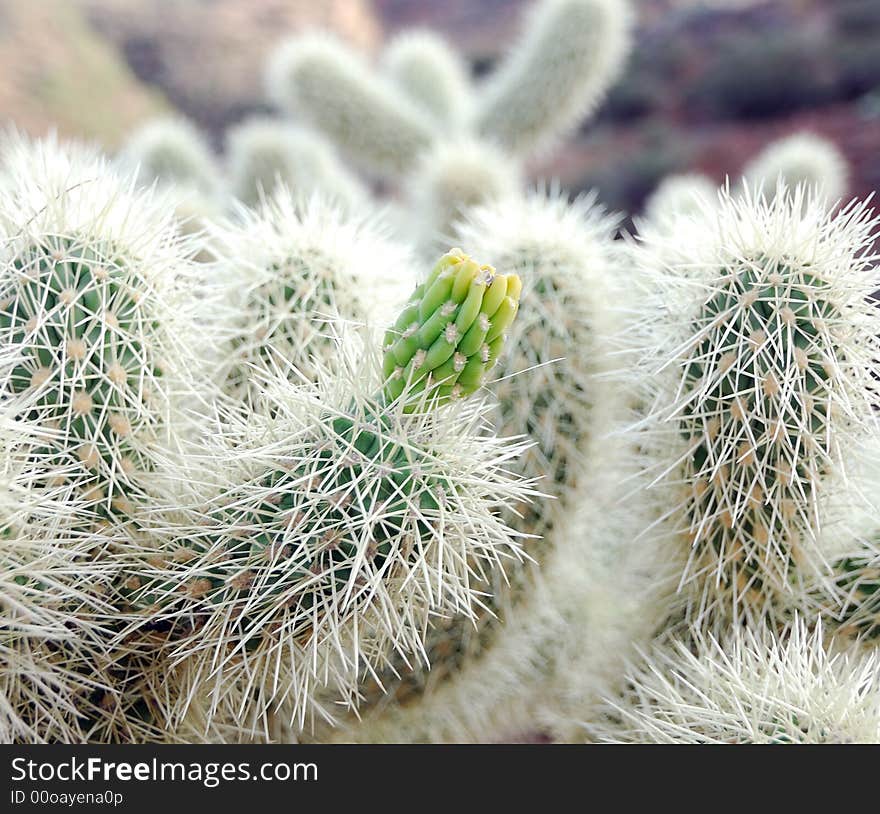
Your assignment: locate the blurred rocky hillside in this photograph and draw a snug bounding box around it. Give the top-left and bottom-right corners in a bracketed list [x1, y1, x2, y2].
[81, 0, 381, 139]
[544, 0, 880, 219]
[0, 0, 167, 147]
[1, 0, 878, 216]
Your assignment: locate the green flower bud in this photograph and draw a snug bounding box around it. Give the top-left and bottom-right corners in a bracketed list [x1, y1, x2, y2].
[382, 249, 521, 408]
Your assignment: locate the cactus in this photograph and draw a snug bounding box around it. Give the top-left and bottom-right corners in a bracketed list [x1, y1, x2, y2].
[0, 134, 213, 523]
[0, 528, 115, 743]
[641, 173, 717, 232]
[381, 30, 472, 128]
[799, 437, 880, 645]
[265, 1, 632, 186]
[120, 117, 222, 239]
[212, 189, 415, 402]
[742, 132, 849, 207]
[830, 553, 880, 642]
[403, 139, 521, 253]
[0, 359, 117, 743]
[267, 34, 434, 178]
[633, 186, 880, 631]
[460, 191, 623, 540]
[0, 136, 233, 744]
[590, 618, 880, 743]
[121, 256, 532, 734]
[320, 442, 674, 744]
[319, 191, 633, 742]
[476, 0, 633, 158]
[225, 118, 367, 210]
[121, 116, 219, 197]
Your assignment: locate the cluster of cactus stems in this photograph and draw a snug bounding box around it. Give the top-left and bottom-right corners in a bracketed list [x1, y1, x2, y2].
[262, 0, 632, 250]
[5, 0, 880, 747]
[117, 255, 531, 734]
[0, 133, 537, 742]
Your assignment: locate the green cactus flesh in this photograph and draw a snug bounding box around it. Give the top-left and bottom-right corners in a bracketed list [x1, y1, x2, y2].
[0, 238, 161, 518]
[124, 409, 456, 646]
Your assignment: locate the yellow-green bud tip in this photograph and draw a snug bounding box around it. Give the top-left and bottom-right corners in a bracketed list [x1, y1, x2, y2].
[382, 249, 521, 409]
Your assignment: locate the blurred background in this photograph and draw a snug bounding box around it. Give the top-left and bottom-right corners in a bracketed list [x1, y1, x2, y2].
[1, 0, 878, 217]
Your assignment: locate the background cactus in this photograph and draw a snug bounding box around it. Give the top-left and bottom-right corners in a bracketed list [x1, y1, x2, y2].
[211, 188, 415, 402]
[225, 118, 366, 210]
[403, 139, 521, 254]
[267, 33, 435, 178]
[119, 117, 222, 237]
[590, 619, 880, 744]
[742, 132, 849, 207]
[264, 0, 633, 238]
[641, 172, 717, 233]
[632, 187, 880, 631]
[381, 30, 472, 128]
[120, 116, 219, 197]
[475, 0, 633, 158]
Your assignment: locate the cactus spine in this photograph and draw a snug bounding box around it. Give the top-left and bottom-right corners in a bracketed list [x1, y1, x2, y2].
[0, 135, 234, 743]
[0, 369, 114, 743]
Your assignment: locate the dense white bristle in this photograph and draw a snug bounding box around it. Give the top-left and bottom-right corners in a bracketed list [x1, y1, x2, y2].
[208, 189, 415, 401]
[590, 618, 880, 743]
